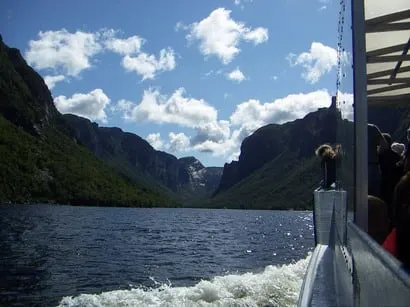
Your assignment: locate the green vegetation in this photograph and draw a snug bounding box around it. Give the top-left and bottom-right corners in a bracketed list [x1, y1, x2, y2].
[0, 115, 173, 206]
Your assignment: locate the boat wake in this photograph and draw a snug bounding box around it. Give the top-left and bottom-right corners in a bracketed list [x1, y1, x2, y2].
[58, 254, 310, 307]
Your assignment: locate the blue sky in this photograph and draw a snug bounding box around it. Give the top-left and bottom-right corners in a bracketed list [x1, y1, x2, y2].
[1, 0, 353, 166]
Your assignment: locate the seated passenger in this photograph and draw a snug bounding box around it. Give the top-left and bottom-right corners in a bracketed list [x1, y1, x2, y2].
[378, 133, 403, 213]
[383, 171, 410, 269]
[368, 195, 389, 244]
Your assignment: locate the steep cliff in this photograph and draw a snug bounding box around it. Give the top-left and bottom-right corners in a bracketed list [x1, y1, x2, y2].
[0, 36, 170, 206]
[63, 114, 223, 202]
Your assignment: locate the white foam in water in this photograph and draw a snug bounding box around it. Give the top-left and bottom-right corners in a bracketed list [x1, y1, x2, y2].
[58, 255, 310, 307]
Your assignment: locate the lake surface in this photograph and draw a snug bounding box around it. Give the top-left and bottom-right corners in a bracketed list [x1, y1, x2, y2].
[0, 205, 314, 306]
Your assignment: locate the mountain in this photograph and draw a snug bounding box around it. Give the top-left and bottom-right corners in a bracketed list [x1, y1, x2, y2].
[63, 114, 222, 203]
[209, 100, 409, 210]
[0, 35, 171, 206]
[208, 101, 344, 209]
[177, 157, 223, 201]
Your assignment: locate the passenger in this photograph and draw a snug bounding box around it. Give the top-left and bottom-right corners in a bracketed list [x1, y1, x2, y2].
[378, 133, 403, 213]
[383, 171, 410, 269]
[368, 124, 384, 198]
[391, 142, 405, 157]
[368, 195, 389, 244]
[315, 144, 341, 189]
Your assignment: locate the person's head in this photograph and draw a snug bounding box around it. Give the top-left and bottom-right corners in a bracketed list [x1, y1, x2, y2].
[391, 142, 405, 156]
[315, 144, 335, 160]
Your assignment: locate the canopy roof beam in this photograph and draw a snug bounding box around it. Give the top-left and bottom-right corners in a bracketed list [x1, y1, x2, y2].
[366, 22, 410, 33]
[367, 78, 410, 85]
[367, 66, 410, 79]
[367, 83, 409, 95]
[367, 43, 409, 57]
[367, 55, 410, 63]
[366, 9, 410, 26]
[390, 37, 410, 83]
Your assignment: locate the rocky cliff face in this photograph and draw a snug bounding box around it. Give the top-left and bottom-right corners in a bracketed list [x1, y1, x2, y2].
[214, 103, 340, 196]
[178, 157, 223, 197]
[0, 35, 63, 135]
[63, 115, 222, 199]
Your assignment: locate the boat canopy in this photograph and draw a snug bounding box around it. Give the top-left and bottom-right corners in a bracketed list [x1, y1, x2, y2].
[365, 0, 410, 104]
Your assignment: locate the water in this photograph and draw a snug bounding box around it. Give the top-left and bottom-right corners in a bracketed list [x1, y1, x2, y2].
[0, 205, 314, 307]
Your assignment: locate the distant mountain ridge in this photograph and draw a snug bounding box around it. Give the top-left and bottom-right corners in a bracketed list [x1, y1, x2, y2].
[63, 114, 223, 203]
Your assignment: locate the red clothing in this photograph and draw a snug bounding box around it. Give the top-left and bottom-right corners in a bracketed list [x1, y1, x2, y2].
[382, 228, 398, 257]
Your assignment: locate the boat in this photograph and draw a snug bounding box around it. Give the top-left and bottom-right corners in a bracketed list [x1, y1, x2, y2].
[298, 0, 410, 306]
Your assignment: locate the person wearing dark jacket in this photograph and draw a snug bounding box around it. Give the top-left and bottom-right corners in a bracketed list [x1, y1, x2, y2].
[378, 133, 404, 210]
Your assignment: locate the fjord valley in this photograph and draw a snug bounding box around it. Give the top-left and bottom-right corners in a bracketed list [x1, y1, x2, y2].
[1, 36, 409, 209]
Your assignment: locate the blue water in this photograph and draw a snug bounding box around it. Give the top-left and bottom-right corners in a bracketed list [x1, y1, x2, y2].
[0, 205, 314, 306]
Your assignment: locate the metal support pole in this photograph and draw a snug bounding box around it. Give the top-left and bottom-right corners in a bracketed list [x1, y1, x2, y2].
[351, 0, 368, 232]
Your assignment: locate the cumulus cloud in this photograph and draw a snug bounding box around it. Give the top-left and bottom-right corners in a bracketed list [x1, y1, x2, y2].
[117, 88, 217, 127]
[191, 121, 231, 145]
[25, 29, 102, 76]
[185, 8, 268, 64]
[168, 132, 191, 152]
[226, 68, 246, 82]
[54, 89, 110, 122]
[44, 75, 65, 90]
[230, 90, 333, 127]
[26, 29, 176, 81]
[147, 133, 164, 150]
[146, 132, 191, 153]
[121, 48, 176, 80]
[287, 42, 338, 84]
[105, 35, 144, 55]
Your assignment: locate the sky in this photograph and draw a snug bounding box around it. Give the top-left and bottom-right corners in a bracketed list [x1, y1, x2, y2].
[0, 0, 353, 167]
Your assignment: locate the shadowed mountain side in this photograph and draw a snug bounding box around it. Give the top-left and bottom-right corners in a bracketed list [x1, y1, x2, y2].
[63, 115, 223, 204]
[200, 150, 320, 210]
[214, 103, 340, 198]
[0, 35, 171, 206]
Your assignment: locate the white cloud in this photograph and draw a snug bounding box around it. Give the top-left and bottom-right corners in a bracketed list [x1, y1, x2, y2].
[318, 5, 327, 11]
[120, 88, 350, 162]
[117, 88, 217, 127]
[271, 75, 278, 81]
[337, 92, 354, 121]
[243, 27, 269, 44]
[54, 89, 110, 122]
[230, 90, 334, 127]
[146, 132, 191, 153]
[26, 29, 175, 81]
[105, 35, 144, 55]
[168, 132, 191, 152]
[191, 121, 231, 145]
[227, 68, 246, 82]
[147, 133, 164, 150]
[25, 29, 102, 76]
[44, 75, 65, 90]
[122, 48, 176, 80]
[233, 0, 253, 7]
[185, 8, 268, 64]
[287, 42, 337, 84]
